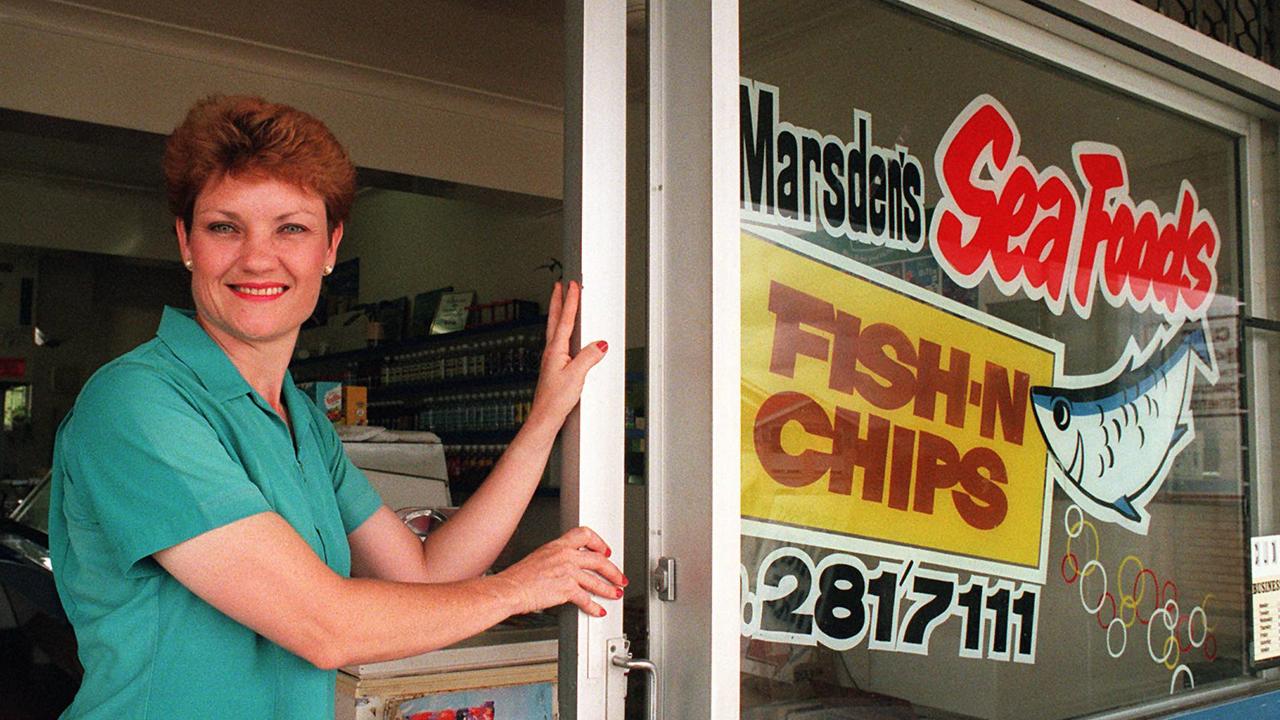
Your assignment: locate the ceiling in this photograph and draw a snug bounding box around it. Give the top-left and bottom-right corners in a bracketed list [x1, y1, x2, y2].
[63, 0, 569, 108]
[1, 0, 603, 205]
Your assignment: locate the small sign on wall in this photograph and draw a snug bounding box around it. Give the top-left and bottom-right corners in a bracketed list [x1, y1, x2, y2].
[0, 357, 25, 379]
[1252, 534, 1280, 663]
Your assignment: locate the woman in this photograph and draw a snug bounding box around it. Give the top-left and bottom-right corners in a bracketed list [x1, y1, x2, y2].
[48, 95, 624, 718]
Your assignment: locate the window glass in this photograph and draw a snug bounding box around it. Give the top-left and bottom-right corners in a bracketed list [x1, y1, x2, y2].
[738, 2, 1247, 718]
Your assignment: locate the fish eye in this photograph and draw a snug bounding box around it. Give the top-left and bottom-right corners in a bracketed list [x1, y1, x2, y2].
[1052, 398, 1071, 430]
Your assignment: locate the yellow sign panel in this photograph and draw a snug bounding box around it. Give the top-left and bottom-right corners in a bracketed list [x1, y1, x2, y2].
[741, 230, 1057, 574]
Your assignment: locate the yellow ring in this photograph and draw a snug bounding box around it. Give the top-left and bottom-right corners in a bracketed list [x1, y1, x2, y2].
[1118, 555, 1145, 605]
[1202, 594, 1216, 632]
[1163, 634, 1181, 670]
[1119, 595, 1141, 629]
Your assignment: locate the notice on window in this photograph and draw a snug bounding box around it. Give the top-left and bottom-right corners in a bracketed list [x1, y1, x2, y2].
[1252, 535, 1280, 663]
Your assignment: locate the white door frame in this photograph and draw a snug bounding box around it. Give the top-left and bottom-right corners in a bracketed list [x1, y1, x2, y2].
[561, 1, 629, 718]
[647, 1, 742, 718]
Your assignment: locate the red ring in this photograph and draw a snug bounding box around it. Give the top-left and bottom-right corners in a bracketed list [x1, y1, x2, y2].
[1061, 553, 1080, 584]
[1134, 569, 1159, 625]
[1176, 613, 1193, 653]
[1132, 568, 1157, 601]
[1096, 592, 1118, 630]
[1203, 632, 1218, 662]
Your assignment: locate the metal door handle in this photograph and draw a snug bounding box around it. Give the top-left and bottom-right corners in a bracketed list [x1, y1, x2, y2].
[612, 652, 658, 719]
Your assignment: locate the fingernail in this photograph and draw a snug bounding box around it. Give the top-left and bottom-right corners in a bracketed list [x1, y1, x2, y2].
[596, 341, 608, 353]
[622, 575, 629, 586]
[598, 608, 607, 617]
[605, 546, 612, 557]
[616, 587, 624, 599]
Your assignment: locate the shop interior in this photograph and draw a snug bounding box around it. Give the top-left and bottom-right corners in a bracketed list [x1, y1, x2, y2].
[0, 1, 651, 717]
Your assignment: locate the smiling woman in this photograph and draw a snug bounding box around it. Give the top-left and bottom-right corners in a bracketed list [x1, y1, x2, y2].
[165, 97, 352, 411]
[46, 95, 621, 720]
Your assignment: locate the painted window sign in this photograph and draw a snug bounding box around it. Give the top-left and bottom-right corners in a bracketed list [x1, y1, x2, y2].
[931, 95, 1220, 325]
[1030, 323, 1218, 533]
[740, 80, 926, 251]
[740, 75, 1229, 673]
[741, 545, 1042, 663]
[741, 230, 1059, 583]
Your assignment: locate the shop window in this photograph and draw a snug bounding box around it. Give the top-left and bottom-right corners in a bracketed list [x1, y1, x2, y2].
[739, 2, 1248, 718]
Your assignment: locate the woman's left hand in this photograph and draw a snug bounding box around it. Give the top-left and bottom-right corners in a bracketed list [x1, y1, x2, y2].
[528, 280, 607, 427]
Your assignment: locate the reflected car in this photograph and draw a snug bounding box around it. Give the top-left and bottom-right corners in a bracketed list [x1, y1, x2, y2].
[0, 475, 80, 718]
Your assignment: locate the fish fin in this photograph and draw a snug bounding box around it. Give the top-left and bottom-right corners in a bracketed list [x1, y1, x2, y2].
[1185, 322, 1220, 383]
[1170, 423, 1188, 447]
[1112, 496, 1141, 521]
[1186, 327, 1212, 366]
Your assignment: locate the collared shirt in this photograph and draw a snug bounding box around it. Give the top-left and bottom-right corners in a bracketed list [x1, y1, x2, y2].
[50, 307, 383, 719]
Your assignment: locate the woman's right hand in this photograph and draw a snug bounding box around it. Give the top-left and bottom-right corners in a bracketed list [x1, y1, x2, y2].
[526, 281, 608, 429]
[493, 526, 626, 618]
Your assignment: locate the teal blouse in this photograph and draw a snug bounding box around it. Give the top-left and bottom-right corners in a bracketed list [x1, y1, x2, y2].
[50, 307, 383, 719]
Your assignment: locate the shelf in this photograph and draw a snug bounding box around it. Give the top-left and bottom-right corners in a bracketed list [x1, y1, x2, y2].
[370, 372, 539, 401]
[409, 428, 521, 444]
[291, 315, 545, 374]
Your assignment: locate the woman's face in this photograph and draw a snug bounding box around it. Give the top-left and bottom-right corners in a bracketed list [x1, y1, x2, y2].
[176, 173, 342, 352]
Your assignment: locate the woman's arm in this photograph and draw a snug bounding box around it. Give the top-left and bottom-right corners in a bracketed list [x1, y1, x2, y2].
[154, 510, 623, 670]
[350, 280, 608, 583]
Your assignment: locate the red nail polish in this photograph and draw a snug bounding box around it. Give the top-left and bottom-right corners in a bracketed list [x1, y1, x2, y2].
[616, 587, 624, 599]
[599, 608, 607, 617]
[605, 546, 612, 558]
[596, 340, 608, 353]
[621, 575, 629, 586]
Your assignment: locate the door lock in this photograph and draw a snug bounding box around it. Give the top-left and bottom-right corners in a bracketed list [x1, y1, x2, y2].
[652, 556, 677, 602]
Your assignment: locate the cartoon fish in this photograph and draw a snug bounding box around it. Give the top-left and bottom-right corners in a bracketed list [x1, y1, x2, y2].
[1029, 323, 1218, 533]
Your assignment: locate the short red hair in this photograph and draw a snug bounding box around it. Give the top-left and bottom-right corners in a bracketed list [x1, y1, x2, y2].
[163, 95, 356, 231]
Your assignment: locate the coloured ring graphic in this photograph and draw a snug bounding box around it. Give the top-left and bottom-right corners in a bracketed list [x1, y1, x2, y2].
[1065, 512, 1101, 579]
[1061, 552, 1081, 584]
[1147, 607, 1179, 666]
[1170, 664, 1195, 693]
[1106, 617, 1127, 658]
[1079, 560, 1109, 614]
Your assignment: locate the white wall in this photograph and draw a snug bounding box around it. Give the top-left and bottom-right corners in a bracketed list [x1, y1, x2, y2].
[0, 173, 175, 262]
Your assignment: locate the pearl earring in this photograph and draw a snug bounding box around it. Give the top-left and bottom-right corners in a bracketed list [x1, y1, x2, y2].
[183, 259, 194, 271]
[323, 265, 334, 276]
